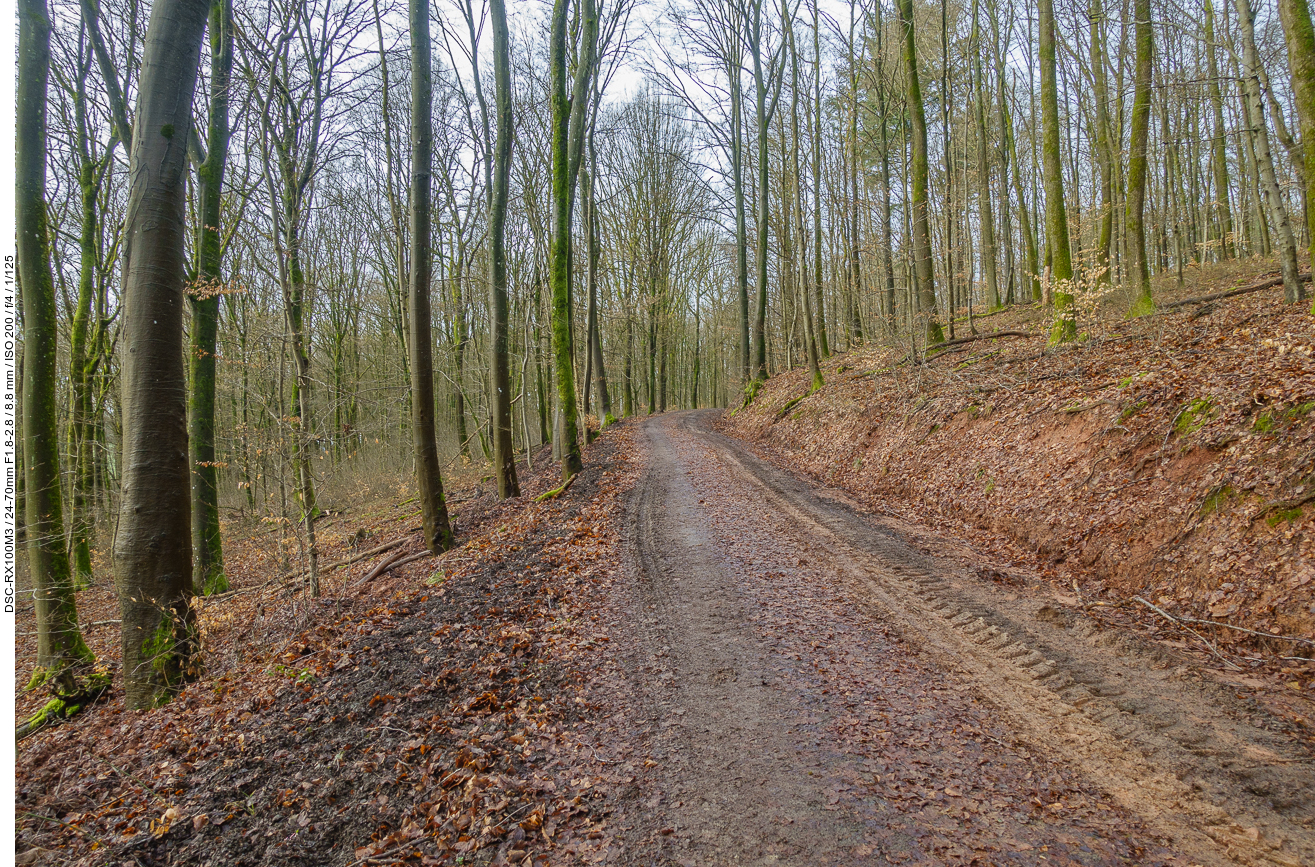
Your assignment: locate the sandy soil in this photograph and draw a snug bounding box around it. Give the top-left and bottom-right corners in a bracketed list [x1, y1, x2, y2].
[608, 411, 1313, 866]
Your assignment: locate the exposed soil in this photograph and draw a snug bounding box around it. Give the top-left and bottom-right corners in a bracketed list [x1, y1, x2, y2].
[721, 279, 1315, 651]
[603, 411, 1313, 866]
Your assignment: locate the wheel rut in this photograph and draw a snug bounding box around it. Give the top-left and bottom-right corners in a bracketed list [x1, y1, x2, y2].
[616, 410, 1313, 866]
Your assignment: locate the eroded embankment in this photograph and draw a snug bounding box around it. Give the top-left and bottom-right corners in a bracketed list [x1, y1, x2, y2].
[721, 289, 1315, 649]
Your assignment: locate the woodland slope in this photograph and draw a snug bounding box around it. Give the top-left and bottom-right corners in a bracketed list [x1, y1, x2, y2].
[722, 271, 1315, 665]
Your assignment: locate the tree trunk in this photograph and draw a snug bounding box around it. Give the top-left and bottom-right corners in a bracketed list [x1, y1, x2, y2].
[1090, 0, 1115, 282]
[190, 0, 232, 595]
[1236, 0, 1305, 302]
[972, 0, 1000, 310]
[410, 0, 455, 551]
[114, 0, 209, 709]
[811, 0, 830, 355]
[897, 0, 943, 344]
[548, 0, 597, 478]
[1204, 0, 1235, 259]
[489, 0, 520, 496]
[1280, 0, 1315, 258]
[1125, 0, 1154, 315]
[19, 0, 94, 687]
[1040, 0, 1076, 343]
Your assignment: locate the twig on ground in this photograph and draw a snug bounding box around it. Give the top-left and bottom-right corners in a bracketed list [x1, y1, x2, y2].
[1132, 596, 1243, 670]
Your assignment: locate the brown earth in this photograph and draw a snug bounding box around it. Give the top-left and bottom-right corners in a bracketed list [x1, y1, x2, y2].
[720, 278, 1315, 672]
[596, 411, 1313, 866]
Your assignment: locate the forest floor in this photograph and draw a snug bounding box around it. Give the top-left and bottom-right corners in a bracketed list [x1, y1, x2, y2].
[14, 259, 1315, 866]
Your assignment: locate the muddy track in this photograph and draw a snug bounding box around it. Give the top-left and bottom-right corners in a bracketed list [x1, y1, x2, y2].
[620, 410, 1313, 866]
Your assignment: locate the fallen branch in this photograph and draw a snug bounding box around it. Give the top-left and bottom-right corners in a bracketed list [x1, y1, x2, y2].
[1062, 399, 1113, 415]
[1161, 271, 1310, 310]
[351, 550, 437, 590]
[535, 473, 577, 502]
[1132, 596, 1243, 670]
[353, 548, 410, 588]
[275, 538, 407, 584]
[1162, 615, 1315, 649]
[925, 330, 1035, 353]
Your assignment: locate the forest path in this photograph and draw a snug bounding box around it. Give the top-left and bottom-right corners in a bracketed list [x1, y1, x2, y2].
[614, 410, 1313, 866]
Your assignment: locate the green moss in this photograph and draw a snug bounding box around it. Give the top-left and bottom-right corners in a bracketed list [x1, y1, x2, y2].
[1174, 398, 1216, 436]
[1118, 400, 1147, 424]
[1125, 293, 1156, 319]
[1286, 401, 1315, 420]
[1266, 507, 1303, 527]
[142, 614, 198, 705]
[17, 668, 111, 738]
[603, 413, 617, 428]
[1252, 412, 1276, 434]
[1199, 484, 1233, 517]
[161, 124, 174, 139]
[742, 379, 763, 407]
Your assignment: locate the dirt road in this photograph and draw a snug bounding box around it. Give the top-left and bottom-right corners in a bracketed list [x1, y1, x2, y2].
[616, 411, 1313, 866]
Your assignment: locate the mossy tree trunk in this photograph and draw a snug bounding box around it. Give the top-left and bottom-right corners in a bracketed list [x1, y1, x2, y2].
[114, 0, 209, 709]
[19, 0, 94, 687]
[897, 0, 943, 345]
[67, 48, 112, 592]
[189, 0, 232, 595]
[1039, 0, 1076, 343]
[548, 0, 597, 479]
[1125, 0, 1154, 316]
[1280, 0, 1315, 259]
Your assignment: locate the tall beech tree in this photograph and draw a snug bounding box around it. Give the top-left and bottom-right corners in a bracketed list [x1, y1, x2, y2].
[410, 0, 456, 550]
[489, 0, 521, 497]
[1039, 0, 1076, 344]
[548, 0, 598, 478]
[189, 0, 234, 594]
[1126, 0, 1154, 315]
[19, 0, 95, 695]
[114, 0, 210, 709]
[897, 0, 942, 345]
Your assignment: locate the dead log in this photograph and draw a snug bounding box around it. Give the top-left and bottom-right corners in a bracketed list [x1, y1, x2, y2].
[1161, 272, 1311, 309]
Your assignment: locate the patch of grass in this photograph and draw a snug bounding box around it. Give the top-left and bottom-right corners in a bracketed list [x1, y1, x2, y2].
[1252, 412, 1277, 434]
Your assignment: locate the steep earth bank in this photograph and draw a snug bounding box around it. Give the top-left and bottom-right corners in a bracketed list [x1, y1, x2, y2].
[721, 282, 1314, 686]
